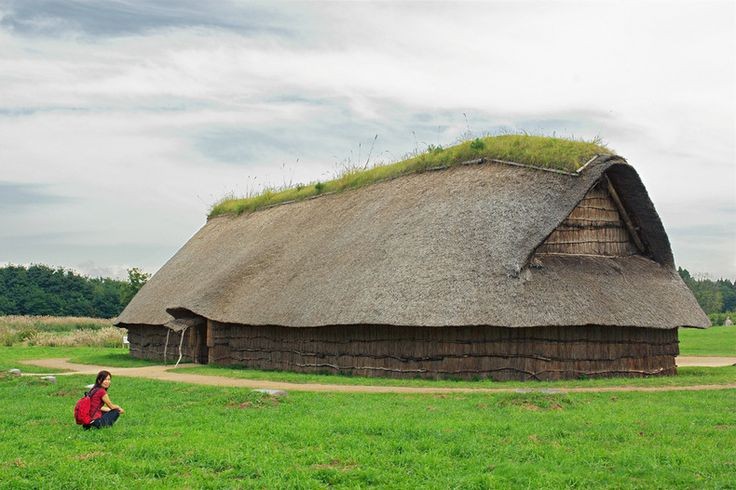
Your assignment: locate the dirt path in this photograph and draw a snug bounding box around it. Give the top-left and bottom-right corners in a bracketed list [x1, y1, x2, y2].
[18, 358, 736, 394]
[676, 356, 736, 367]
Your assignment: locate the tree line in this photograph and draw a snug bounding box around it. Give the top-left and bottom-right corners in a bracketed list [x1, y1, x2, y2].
[678, 268, 735, 322]
[0, 264, 150, 318]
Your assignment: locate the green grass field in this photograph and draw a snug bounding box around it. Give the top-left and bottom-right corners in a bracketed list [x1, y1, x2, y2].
[679, 325, 736, 356]
[0, 347, 158, 373]
[1, 372, 734, 489]
[1, 324, 734, 488]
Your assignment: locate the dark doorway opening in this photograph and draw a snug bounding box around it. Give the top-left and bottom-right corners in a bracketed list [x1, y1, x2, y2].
[189, 323, 209, 364]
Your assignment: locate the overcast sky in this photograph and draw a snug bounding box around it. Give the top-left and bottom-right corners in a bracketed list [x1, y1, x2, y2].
[1, 0, 734, 280]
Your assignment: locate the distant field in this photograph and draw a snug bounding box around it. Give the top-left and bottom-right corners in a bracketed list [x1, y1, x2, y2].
[679, 325, 736, 356]
[1, 372, 734, 488]
[0, 315, 111, 330]
[0, 315, 123, 348]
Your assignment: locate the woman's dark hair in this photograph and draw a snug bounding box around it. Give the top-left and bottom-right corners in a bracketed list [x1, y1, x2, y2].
[94, 370, 112, 389]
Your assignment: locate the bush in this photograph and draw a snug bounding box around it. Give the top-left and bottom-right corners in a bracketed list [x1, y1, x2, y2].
[709, 312, 735, 326]
[470, 138, 485, 150]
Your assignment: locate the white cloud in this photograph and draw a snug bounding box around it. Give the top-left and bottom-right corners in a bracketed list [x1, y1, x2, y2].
[0, 0, 733, 278]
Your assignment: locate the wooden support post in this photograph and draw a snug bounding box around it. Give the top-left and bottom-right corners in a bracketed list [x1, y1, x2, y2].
[205, 319, 214, 365]
[206, 319, 214, 348]
[605, 176, 646, 253]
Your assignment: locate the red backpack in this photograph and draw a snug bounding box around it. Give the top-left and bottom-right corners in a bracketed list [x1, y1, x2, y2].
[73, 388, 97, 425]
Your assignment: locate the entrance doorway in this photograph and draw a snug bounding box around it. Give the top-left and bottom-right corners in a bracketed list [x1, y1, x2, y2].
[189, 323, 209, 364]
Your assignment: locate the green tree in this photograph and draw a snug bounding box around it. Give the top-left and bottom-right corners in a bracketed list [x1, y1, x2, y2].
[678, 267, 726, 314]
[716, 279, 736, 312]
[120, 268, 151, 306]
[0, 264, 130, 317]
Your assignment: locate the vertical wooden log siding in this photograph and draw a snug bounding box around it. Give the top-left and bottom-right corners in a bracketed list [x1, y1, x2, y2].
[187, 325, 201, 363]
[127, 324, 679, 381]
[536, 182, 639, 256]
[127, 325, 196, 363]
[206, 319, 215, 349]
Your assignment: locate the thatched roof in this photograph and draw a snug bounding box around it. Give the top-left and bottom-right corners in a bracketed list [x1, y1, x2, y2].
[116, 155, 708, 329]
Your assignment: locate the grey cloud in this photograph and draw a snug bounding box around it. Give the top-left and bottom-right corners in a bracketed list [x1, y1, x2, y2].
[0, 182, 72, 209]
[194, 127, 298, 165]
[74, 260, 134, 280]
[0, 0, 299, 38]
[669, 224, 736, 240]
[0, 107, 100, 118]
[191, 107, 616, 173]
[0, 234, 174, 274]
[0, 107, 41, 117]
[0, 101, 216, 118]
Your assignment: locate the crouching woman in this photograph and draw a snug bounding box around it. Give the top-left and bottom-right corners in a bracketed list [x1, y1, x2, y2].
[84, 370, 125, 429]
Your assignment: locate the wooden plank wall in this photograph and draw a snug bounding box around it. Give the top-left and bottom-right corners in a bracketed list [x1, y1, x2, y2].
[127, 325, 197, 364]
[203, 323, 678, 381]
[536, 183, 639, 256]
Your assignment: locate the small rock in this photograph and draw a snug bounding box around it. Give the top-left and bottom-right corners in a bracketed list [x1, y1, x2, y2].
[252, 389, 288, 397]
[8, 369, 21, 376]
[40, 376, 57, 384]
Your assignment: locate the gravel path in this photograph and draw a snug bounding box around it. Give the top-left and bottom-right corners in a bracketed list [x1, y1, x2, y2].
[17, 358, 736, 394]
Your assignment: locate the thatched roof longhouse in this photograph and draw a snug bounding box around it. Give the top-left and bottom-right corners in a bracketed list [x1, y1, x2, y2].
[116, 155, 708, 330]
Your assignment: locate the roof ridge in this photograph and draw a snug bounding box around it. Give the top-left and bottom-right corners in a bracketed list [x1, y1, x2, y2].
[209, 154, 626, 221]
[209, 135, 614, 219]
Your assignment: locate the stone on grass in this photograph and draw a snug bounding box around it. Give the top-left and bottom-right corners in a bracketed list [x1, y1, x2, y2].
[252, 389, 288, 397]
[8, 369, 21, 376]
[40, 375, 57, 384]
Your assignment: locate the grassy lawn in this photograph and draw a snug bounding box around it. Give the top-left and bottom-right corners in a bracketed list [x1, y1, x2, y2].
[1, 373, 734, 488]
[171, 364, 736, 389]
[679, 326, 736, 356]
[0, 347, 158, 373]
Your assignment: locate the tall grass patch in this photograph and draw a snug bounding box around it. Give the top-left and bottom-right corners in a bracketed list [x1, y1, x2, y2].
[22, 327, 125, 348]
[0, 316, 124, 348]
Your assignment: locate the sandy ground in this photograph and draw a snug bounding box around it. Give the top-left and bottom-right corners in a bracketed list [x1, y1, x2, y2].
[15, 357, 736, 394]
[675, 356, 736, 367]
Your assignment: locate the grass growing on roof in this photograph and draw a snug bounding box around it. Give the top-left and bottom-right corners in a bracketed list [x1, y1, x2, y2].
[209, 134, 612, 218]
